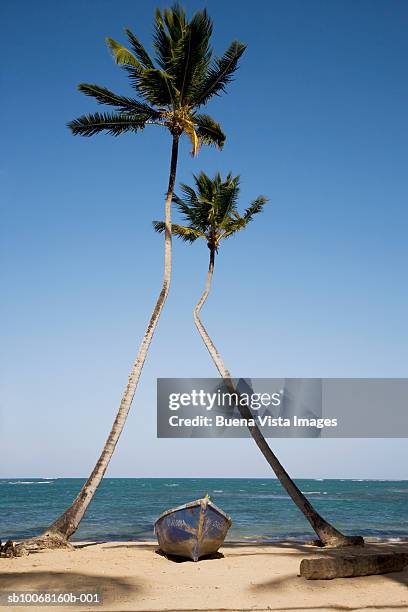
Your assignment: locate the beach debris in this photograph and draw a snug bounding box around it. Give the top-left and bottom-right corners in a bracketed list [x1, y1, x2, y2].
[154, 496, 231, 561]
[300, 552, 408, 579]
[0, 533, 74, 558]
[0, 540, 17, 558]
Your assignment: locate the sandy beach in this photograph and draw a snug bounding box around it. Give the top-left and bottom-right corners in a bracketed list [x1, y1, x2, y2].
[1, 540, 407, 612]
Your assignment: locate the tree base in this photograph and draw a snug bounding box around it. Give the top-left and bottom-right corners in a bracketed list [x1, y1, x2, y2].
[309, 535, 365, 548]
[4, 532, 74, 558]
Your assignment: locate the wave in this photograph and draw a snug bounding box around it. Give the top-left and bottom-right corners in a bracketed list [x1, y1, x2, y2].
[213, 490, 223, 493]
[8, 480, 53, 485]
[251, 494, 291, 500]
[8, 481, 36, 484]
[387, 537, 403, 542]
[164, 484, 179, 487]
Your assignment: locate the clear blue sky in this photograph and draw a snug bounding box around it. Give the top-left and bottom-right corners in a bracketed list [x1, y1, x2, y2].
[1, 0, 407, 478]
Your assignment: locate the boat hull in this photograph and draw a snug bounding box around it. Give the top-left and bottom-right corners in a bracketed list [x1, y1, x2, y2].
[154, 498, 232, 561]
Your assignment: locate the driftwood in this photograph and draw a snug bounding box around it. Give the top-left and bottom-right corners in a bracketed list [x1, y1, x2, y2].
[300, 552, 408, 580]
[0, 534, 73, 558]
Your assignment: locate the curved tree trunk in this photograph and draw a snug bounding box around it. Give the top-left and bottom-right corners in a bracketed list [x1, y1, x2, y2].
[193, 249, 363, 548]
[15, 136, 180, 554]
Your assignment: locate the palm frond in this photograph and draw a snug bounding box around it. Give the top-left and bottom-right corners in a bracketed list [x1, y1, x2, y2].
[172, 224, 203, 242]
[178, 185, 210, 232]
[163, 4, 187, 43]
[172, 187, 208, 233]
[193, 113, 225, 149]
[194, 170, 215, 198]
[221, 196, 268, 238]
[106, 37, 143, 72]
[136, 68, 179, 106]
[196, 41, 246, 107]
[184, 122, 200, 156]
[153, 220, 165, 233]
[171, 9, 212, 103]
[124, 29, 154, 69]
[77, 84, 160, 118]
[153, 8, 175, 71]
[221, 217, 247, 238]
[153, 220, 203, 242]
[177, 183, 200, 207]
[244, 196, 269, 221]
[68, 112, 146, 137]
[215, 177, 240, 225]
[152, 6, 212, 106]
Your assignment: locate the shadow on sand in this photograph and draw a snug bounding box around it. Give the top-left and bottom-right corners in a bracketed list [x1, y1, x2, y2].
[101, 542, 224, 562]
[242, 539, 408, 611]
[0, 571, 140, 605]
[155, 549, 224, 563]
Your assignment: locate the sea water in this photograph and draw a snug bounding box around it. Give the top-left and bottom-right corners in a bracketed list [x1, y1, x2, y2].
[1, 478, 407, 542]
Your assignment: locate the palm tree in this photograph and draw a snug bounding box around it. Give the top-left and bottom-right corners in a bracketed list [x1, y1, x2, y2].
[15, 6, 246, 554]
[154, 172, 364, 547]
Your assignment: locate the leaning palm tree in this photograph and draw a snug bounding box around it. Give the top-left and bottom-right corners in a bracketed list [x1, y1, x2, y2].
[14, 6, 245, 555]
[154, 171, 364, 547]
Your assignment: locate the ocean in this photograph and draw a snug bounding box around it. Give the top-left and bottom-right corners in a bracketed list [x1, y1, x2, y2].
[1, 478, 407, 543]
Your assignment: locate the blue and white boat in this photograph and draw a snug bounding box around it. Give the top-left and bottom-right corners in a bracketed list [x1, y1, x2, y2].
[154, 496, 232, 561]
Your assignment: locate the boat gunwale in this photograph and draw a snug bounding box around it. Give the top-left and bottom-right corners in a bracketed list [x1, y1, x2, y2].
[154, 497, 232, 529]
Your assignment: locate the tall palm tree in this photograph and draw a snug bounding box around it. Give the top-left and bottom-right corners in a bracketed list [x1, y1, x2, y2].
[154, 172, 364, 547]
[15, 6, 246, 554]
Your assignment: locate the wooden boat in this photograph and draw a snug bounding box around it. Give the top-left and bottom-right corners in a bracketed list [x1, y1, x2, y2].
[154, 496, 232, 561]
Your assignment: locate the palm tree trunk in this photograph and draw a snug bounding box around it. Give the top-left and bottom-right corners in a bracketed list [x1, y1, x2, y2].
[194, 250, 363, 548]
[17, 135, 180, 552]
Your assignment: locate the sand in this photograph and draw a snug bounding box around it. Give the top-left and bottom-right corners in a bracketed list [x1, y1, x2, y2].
[1, 540, 407, 612]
